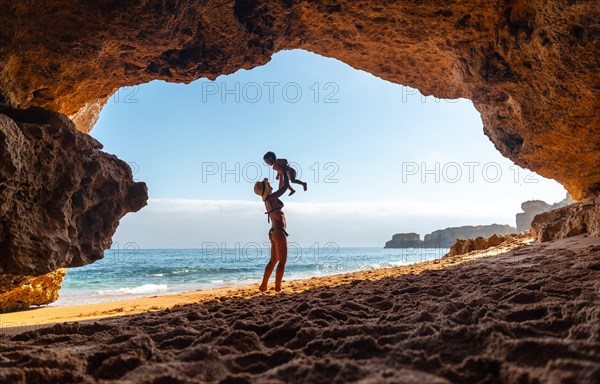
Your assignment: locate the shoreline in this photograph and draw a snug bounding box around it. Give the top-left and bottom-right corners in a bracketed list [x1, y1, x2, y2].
[0, 239, 526, 335]
[50, 246, 450, 308]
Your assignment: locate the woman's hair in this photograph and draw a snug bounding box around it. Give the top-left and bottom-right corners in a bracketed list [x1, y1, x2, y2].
[263, 151, 276, 160]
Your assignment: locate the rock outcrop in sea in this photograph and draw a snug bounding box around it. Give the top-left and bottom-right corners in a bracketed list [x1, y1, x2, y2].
[384, 233, 423, 248]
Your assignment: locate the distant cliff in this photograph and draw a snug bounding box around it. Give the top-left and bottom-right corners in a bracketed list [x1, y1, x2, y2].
[385, 224, 517, 249]
[424, 225, 517, 248]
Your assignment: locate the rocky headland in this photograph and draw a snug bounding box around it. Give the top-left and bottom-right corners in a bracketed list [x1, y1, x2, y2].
[386, 193, 586, 249]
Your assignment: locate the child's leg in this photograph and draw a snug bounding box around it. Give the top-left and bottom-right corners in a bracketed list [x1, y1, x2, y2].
[287, 179, 296, 195]
[290, 178, 308, 191]
[286, 168, 300, 195]
[283, 169, 296, 195]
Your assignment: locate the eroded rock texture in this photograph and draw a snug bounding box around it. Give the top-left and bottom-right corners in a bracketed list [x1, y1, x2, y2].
[446, 232, 531, 257]
[0, 107, 148, 276]
[516, 194, 574, 231]
[0, 0, 598, 199]
[0, 269, 67, 313]
[531, 196, 600, 242]
[516, 200, 552, 232]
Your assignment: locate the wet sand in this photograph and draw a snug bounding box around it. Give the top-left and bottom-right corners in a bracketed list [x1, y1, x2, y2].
[1, 235, 599, 383]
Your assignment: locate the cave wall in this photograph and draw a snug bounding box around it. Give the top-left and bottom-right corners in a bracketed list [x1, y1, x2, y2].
[0, 107, 147, 276]
[1, 0, 598, 200]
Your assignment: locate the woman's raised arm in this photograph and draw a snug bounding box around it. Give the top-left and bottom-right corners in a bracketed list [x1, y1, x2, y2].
[270, 172, 289, 199]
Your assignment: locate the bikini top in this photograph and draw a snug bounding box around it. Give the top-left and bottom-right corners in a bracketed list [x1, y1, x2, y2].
[265, 198, 284, 223]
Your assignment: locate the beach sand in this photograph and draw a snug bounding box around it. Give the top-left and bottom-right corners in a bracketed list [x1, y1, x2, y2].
[1, 235, 599, 383]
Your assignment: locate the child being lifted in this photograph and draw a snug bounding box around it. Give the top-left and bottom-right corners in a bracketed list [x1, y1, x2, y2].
[263, 151, 308, 196]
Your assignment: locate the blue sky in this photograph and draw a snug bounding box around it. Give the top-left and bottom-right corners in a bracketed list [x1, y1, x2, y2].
[92, 49, 566, 247]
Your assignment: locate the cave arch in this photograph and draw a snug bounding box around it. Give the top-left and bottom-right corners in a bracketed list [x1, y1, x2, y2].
[0, 0, 598, 199]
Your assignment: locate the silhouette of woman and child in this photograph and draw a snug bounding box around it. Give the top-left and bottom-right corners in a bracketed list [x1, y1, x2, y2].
[254, 151, 308, 292]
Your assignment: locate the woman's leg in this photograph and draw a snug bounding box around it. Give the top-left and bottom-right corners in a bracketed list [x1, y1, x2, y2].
[259, 231, 279, 291]
[272, 230, 288, 291]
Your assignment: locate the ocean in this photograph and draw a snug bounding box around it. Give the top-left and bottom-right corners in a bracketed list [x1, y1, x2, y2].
[53, 247, 449, 306]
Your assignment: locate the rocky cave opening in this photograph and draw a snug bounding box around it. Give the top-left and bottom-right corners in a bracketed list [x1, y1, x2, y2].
[0, 0, 598, 312]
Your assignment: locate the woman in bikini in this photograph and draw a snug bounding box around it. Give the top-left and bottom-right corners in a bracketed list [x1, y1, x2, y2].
[254, 173, 289, 292]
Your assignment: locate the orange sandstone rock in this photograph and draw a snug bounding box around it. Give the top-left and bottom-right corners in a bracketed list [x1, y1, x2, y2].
[531, 196, 600, 242]
[0, 269, 67, 313]
[446, 232, 532, 257]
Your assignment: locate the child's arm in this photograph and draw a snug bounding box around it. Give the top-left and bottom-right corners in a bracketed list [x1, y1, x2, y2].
[273, 159, 287, 187]
[275, 159, 288, 169]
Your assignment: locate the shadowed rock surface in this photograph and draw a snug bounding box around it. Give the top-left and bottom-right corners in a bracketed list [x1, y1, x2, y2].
[0, 0, 598, 199]
[0, 107, 147, 290]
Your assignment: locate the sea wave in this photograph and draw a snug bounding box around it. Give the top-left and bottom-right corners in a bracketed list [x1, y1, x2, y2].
[96, 284, 169, 296]
[387, 260, 409, 267]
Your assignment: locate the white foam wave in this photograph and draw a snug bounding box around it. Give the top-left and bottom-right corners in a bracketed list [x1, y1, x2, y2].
[96, 284, 168, 296]
[388, 260, 409, 267]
